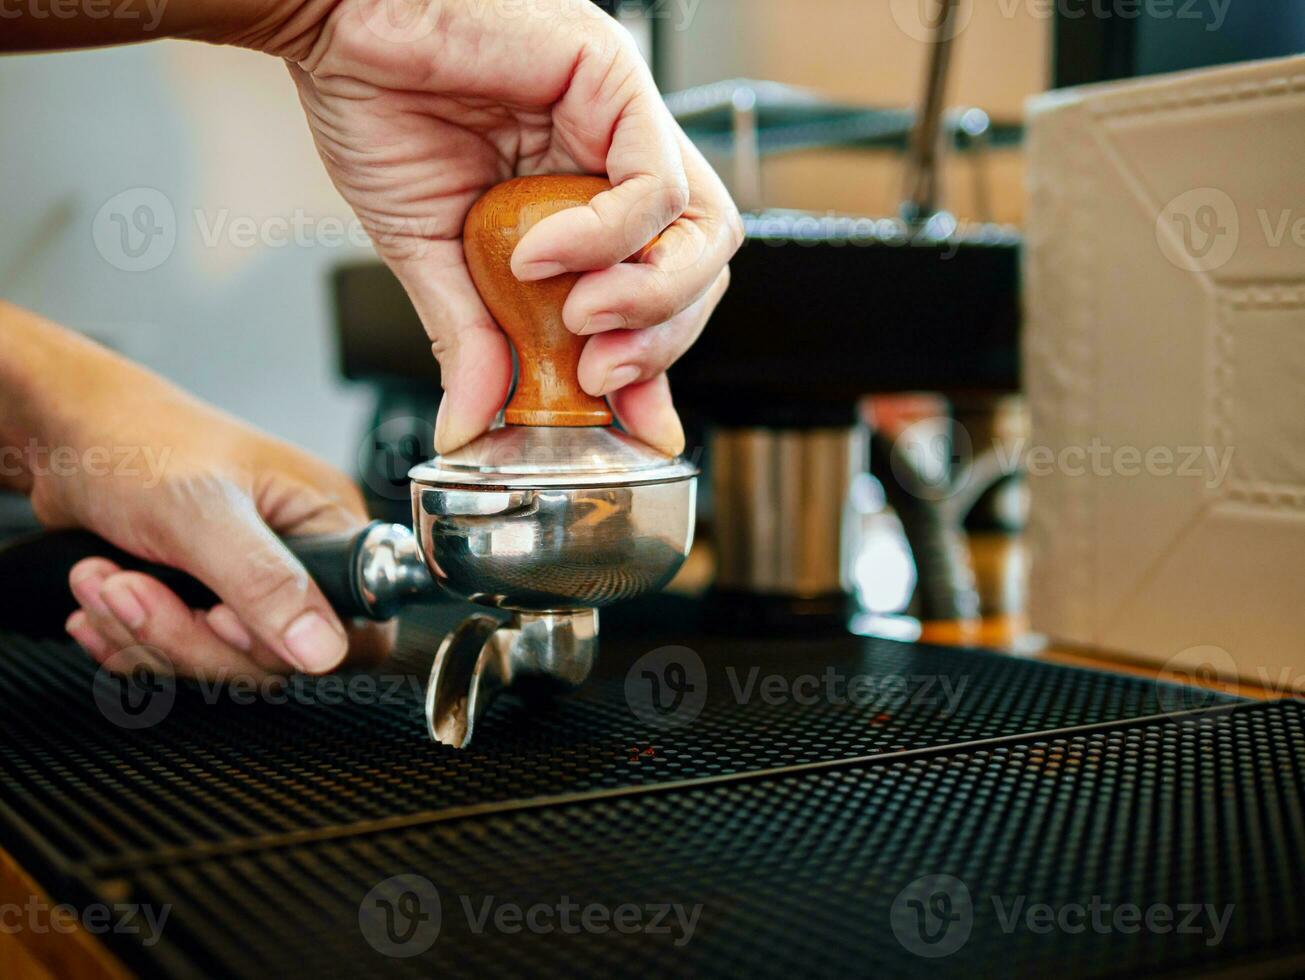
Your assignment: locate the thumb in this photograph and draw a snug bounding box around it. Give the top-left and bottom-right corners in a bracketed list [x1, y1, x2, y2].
[391, 245, 513, 454]
[165, 493, 348, 674]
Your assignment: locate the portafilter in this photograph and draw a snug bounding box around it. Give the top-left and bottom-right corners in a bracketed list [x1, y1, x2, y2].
[409, 174, 698, 746]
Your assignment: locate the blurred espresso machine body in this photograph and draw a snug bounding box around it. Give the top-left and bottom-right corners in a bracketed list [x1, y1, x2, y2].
[670, 226, 1019, 632]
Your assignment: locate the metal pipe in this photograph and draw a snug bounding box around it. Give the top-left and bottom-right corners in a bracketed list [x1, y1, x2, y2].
[730, 84, 763, 211]
[901, 0, 962, 223]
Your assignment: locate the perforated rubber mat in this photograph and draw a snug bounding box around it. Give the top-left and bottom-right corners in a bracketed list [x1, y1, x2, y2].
[0, 604, 1233, 868]
[1, 605, 1300, 978]
[113, 701, 1305, 980]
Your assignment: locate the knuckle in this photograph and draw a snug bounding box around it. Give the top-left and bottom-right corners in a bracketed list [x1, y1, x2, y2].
[146, 471, 242, 545]
[231, 554, 309, 626]
[28, 483, 69, 528]
[70, 557, 117, 586]
[429, 336, 458, 371]
[660, 180, 691, 221]
[631, 269, 679, 325]
[621, 182, 691, 255]
[127, 615, 170, 651]
[577, 7, 622, 47]
[727, 208, 746, 253]
[625, 324, 658, 358]
[579, 15, 643, 81]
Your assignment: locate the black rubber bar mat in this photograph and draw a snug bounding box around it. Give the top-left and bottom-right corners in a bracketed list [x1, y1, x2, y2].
[0, 607, 1237, 870]
[58, 701, 1305, 978]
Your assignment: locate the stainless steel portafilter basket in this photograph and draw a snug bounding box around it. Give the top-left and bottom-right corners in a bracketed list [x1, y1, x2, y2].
[410, 425, 696, 610]
[409, 424, 696, 745]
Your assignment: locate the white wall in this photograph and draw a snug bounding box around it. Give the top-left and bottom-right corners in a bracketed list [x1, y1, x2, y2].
[0, 41, 383, 470]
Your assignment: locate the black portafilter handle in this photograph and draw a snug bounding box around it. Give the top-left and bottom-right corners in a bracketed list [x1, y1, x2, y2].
[0, 520, 436, 637]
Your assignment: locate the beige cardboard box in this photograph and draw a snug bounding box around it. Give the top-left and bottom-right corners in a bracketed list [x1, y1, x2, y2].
[1024, 55, 1305, 694]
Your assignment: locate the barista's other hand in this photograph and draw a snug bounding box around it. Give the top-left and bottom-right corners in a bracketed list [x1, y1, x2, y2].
[5, 309, 394, 681]
[271, 0, 741, 455]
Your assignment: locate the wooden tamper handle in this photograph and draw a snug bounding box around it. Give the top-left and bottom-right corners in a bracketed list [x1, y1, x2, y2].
[464, 175, 646, 428]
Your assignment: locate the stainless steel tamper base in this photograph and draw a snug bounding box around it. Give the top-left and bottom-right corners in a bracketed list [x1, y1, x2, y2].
[410, 425, 698, 748]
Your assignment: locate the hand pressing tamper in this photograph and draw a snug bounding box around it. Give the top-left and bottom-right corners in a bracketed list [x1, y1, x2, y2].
[409, 175, 698, 746]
